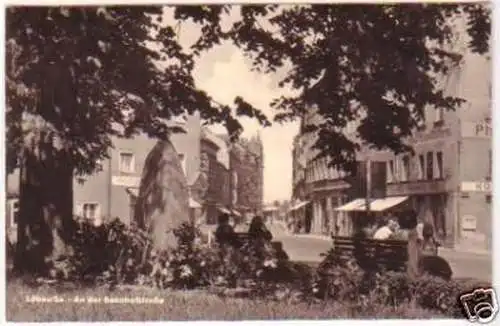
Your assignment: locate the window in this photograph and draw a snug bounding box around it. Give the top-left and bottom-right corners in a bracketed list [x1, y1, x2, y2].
[386, 160, 395, 183]
[82, 203, 101, 225]
[401, 155, 410, 182]
[119, 152, 135, 173]
[435, 107, 444, 125]
[426, 152, 434, 180]
[319, 159, 326, 180]
[486, 195, 492, 204]
[418, 155, 425, 180]
[435, 151, 444, 179]
[8, 199, 19, 228]
[178, 153, 186, 176]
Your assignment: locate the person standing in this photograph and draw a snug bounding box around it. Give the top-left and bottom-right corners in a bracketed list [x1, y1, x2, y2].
[421, 222, 439, 256]
[403, 211, 421, 280]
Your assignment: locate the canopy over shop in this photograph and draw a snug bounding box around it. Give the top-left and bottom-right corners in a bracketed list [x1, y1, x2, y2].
[333, 196, 411, 235]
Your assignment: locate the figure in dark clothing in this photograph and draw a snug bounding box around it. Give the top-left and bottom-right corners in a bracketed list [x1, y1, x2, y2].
[215, 213, 239, 248]
[421, 222, 440, 256]
[248, 215, 273, 242]
[247, 215, 273, 262]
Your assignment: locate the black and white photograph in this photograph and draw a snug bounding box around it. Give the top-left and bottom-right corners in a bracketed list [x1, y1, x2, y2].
[4, 2, 495, 322]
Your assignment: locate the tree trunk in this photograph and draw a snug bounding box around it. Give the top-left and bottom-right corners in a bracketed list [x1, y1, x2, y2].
[14, 121, 75, 276]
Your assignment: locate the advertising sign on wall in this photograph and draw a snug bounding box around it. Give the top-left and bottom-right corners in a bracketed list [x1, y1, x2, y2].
[461, 181, 492, 193]
[461, 215, 477, 231]
[112, 176, 141, 188]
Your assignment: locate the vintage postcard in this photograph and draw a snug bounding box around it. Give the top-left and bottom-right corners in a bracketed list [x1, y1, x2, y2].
[4, 2, 495, 323]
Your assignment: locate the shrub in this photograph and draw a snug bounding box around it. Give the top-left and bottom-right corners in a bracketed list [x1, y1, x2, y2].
[167, 223, 226, 289]
[313, 247, 365, 301]
[51, 217, 152, 286]
[411, 275, 491, 317]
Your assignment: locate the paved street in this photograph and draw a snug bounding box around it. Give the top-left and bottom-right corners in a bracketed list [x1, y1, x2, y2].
[274, 233, 493, 283]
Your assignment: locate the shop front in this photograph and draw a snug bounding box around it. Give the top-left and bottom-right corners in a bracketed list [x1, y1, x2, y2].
[457, 180, 492, 252]
[309, 179, 351, 235]
[334, 196, 410, 236]
[386, 179, 455, 248]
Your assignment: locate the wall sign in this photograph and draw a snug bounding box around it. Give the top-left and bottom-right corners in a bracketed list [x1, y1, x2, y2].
[462, 120, 492, 138]
[112, 176, 141, 188]
[461, 215, 477, 231]
[461, 181, 492, 193]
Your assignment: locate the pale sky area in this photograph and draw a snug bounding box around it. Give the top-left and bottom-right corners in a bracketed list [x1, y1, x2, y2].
[161, 7, 299, 203]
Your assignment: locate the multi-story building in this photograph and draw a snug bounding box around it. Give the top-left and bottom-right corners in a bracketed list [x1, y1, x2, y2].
[194, 127, 232, 225]
[367, 45, 492, 252]
[224, 134, 265, 221]
[5, 111, 263, 242]
[290, 110, 354, 235]
[291, 23, 491, 253]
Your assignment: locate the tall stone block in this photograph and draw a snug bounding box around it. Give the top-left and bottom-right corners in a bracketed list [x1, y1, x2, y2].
[134, 140, 190, 250]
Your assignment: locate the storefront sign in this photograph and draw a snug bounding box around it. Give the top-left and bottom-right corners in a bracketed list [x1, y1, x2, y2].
[387, 179, 447, 196]
[461, 215, 477, 231]
[462, 120, 492, 138]
[461, 181, 492, 193]
[112, 175, 141, 188]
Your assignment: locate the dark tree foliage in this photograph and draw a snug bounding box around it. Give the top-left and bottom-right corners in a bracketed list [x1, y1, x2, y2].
[176, 3, 490, 171]
[5, 6, 270, 274]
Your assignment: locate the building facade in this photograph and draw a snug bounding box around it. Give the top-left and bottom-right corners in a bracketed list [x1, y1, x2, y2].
[227, 135, 265, 221]
[369, 48, 492, 252]
[290, 110, 353, 236]
[290, 22, 492, 253]
[6, 112, 264, 242]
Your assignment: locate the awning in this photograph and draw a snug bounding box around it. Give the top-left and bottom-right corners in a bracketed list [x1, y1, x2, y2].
[334, 196, 408, 212]
[290, 201, 309, 211]
[189, 198, 202, 209]
[217, 206, 231, 214]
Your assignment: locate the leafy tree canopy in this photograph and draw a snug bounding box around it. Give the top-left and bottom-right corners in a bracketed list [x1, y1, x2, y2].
[6, 4, 491, 176]
[174, 3, 490, 171]
[6, 6, 270, 176]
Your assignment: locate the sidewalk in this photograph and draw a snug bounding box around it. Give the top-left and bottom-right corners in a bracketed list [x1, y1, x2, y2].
[439, 246, 491, 258]
[287, 233, 492, 257]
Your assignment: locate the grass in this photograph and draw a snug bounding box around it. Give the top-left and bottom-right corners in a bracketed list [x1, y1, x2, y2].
[6, 278, 446, 321]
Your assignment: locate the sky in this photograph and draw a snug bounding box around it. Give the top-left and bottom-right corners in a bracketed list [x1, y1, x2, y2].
[161, 8, 300, 203]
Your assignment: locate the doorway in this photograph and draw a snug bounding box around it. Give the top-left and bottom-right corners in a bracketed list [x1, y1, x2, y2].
[305, 203, 313, 233]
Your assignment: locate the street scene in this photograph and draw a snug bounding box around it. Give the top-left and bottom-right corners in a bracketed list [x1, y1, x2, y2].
[5, 3, 494, 323]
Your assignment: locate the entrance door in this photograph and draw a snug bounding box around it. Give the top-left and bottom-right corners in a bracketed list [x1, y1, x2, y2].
[305, 203, 313, 233]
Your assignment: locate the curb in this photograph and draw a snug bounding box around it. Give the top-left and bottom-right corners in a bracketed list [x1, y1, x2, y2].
[439, 247, 491, 258]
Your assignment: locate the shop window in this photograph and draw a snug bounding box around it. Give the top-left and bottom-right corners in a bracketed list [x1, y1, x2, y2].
[435, 151, 444, 179]
[418, 155, 425, 180]
[426, 152, 434, 180]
